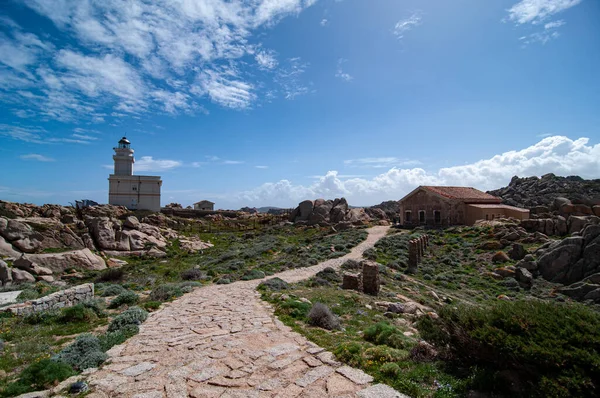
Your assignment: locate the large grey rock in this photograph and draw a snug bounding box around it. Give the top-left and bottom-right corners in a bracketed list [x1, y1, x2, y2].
[123, 216, 140, 230]
[330, 198, 349, 223]
[553, 197, 571, 211]
[579, 236, 600, 278]
[86, 217, 130, 251]
[537, 237, 584, 284]
[556, 215, 568, 235]
[0, 260, 12, 285]
[508, 243, 527, 261]
[26, 248, 106, 273]
[13, 257, 53, 276]
[0, 219, 34, 242]
[0, 235, 20, 257]
[11, 268, 35, 283]
[297, 200, 314, 221]
[515, 267, 533, 288]
[308, 199, 333, 225]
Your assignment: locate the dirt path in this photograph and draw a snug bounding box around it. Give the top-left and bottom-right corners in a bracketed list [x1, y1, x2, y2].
[87, 226, 408, 398]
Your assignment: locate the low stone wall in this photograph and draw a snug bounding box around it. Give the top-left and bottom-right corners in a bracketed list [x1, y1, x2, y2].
[1, 283, 94, 315]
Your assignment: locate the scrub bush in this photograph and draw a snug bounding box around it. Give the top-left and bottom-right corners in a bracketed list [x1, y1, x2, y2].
[107, 306, 148, 333]
[307, 302, 340, 330]
[108, 290, 139, 308]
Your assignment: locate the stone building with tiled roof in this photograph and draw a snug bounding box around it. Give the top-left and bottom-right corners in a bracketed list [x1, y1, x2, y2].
[399, 186, 529, 226]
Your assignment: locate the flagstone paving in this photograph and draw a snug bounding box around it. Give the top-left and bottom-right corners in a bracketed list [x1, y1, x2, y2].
[86, 226, 409, 398]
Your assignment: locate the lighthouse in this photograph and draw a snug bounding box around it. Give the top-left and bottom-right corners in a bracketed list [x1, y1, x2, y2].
[108, 137, 162, 212]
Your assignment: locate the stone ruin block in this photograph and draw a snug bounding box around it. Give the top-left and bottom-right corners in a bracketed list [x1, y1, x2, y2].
[342, 273, 361, 291]
[361, 260, 380, 296]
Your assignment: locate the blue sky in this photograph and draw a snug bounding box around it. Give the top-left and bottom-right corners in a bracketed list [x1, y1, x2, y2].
[1, 0, 599, 209]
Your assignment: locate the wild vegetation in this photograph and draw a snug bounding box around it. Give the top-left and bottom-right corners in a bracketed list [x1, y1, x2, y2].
[0, 224, 367, 396]
[261, 226, 600, 397]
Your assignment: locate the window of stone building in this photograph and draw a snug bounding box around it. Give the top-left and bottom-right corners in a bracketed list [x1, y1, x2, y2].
[419, 210, 426, 223]
[405, 211, 411, 223]
[485, 214, 489, 220]
[433, 210, 441, 224]
[491, 214, 495, 220]
[132, 186, 137, 191]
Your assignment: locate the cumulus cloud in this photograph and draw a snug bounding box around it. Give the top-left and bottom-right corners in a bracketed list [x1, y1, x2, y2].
[134, 156, 182, 172]
[20, 153, 55, 162]
[229, 136, 600, 207]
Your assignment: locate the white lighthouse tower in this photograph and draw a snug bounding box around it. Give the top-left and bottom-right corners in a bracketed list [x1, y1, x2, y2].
[108, 137, 162, 212]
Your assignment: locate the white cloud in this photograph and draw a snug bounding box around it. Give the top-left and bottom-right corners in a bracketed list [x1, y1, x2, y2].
[544, 19, 566, 29]
[507, 0, 581, 24]
[335, 58, 353, 82]
[274, 57, 311, 100]
[134, 156, 182, 172]
[20, 153, 55, 162]
[344, 157, 421, 168]
[507, 1, 581, 45]
[255, 49, 278, 70]
[230, 136, 600, 207]
[193, 68, 256, 109]
[393, 12, 422, 39]
[222, 160, 244, 165]
[255, 165, 269, 169]
[72, 133, 98, 141]
[0, 124, 46, 143]
[519, 18, 567, 45]
[320, 18, 328, 26]
[0, 0, 317, 120]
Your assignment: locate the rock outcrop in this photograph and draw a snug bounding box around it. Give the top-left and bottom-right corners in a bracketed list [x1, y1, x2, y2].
[365, 200, 401, 221]
[0, 201, 212, 283]
[488, 174, 600, 209]
[289, 198, 371, 227]
[536, 224, 600, 286]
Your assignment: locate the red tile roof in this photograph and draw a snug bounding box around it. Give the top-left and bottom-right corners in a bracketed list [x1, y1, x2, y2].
[422, 186, 502, 203]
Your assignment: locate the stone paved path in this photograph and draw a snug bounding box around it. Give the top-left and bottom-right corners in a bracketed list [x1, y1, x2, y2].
[87, 226, 408, 398]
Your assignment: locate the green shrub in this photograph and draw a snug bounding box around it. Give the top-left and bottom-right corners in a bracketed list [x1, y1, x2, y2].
[280, 299, 311, 319]
[24, 310, 60, 325]
[143, 301, 161, 311]
[2, 359, 75, 397]
[108, 290, 139, 308]
[59, 304, 98, 323]
[315, 267, 341, 283]
[333, 342, 364, 367]
[307, 302, 340, 330]
[107, 306, 148, 333]
[98, 325, 139, 351]
[17, 288, 38, 302]
[341, 259, 361, 270]
[364, 322, 413, 350]
[55, 333, 107, 371]
[364, 345, 406, 364]
[216, 278, 231, 285]
[81, 298, 106, 317]
[380, 362, 401, 377]
[417, 300, 600, 397]
[258, 277, 289, 291]
[96, 268, 124, 282]
[181, 268, 206, 281]
[100, 284, 126, 297]
[241, 269, 266, 280]
[149, 284, 183, 302]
